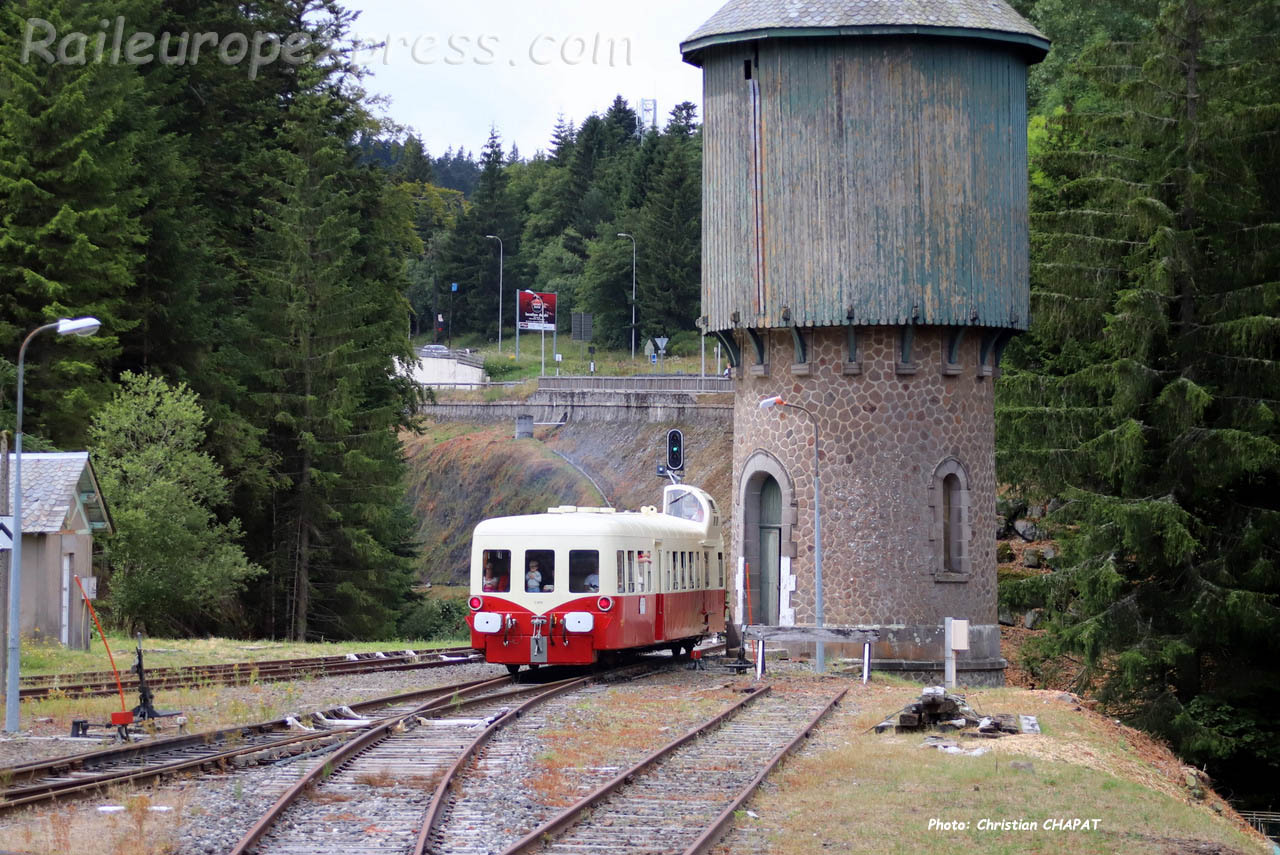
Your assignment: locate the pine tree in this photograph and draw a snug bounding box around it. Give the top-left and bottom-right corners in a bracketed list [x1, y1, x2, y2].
[998, 0, 1280, 806]
[0, 0, 147, 445]
[246, 10, 420, 641]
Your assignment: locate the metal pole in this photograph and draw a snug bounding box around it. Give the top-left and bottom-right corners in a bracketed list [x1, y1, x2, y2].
[487, 236, 503, 354]
[551, 292, 557, 376]
[618, 233, 637, 360]
[515, 293, 521, 360]
[7, 322, 57, 732]
[811, 407, 824, 674]
[630, 242, 636, 361]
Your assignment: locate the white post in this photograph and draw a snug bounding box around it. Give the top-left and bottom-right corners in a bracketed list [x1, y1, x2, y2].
[944, 617, 956, 689]
[862, 641, 871, 684]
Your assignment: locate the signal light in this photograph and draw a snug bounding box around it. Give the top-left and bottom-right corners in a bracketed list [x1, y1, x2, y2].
[468, 596, 483, 611]
[666, 429, 684, 471]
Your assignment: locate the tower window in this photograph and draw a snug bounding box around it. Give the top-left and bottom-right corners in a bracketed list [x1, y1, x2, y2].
[930, 459, 971, 580]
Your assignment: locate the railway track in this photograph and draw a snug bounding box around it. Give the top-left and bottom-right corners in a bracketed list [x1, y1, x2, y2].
[0, 675, 511, 812]
[225, 658, 691, 855]
[228, 674, 598, 855]
[435, 683, 848, 855]
[18, 646, 479, 700]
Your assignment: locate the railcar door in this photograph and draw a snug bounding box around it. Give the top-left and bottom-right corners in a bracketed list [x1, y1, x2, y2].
[653, 541, 665, 640]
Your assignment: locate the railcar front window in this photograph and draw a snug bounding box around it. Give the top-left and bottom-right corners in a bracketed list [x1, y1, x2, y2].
[482, 550, 511, 592]
[525, 550, 555, 592]
[570, 550, 600, 593]
[666, 489, 705, 522]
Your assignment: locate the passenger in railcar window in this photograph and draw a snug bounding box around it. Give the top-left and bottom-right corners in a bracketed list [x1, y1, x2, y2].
[482, 552, 510, 592]
[569, 550, 600, 593]
[526, 551, 555, 591]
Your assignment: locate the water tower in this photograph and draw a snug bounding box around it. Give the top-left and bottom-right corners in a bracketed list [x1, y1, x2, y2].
[683, 0, 1048, 684]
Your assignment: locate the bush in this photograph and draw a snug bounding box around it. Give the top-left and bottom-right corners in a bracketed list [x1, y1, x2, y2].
[399, 596, 469, 641]
[666, 330, 702, 358]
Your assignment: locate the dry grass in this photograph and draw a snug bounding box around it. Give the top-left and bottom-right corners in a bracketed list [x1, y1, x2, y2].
[20, 635, 455, 678]
[520, 681, 747, 807]
[353, 768, 397, 788]
[708, 679, 1268, 855]
[1, 788, 188, 855]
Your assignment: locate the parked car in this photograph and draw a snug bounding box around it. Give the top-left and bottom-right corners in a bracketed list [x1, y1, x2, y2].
[420, 344, 450, 356]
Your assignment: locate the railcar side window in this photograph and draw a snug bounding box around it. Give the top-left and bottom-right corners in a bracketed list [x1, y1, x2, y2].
[718, 552, 724, 587]
[525, 550, 555, 592]
[627, 550, 636, 592]
[637, 551, 650, 592]
[482, 550, 511, 592]
[569, 550, 600, 593]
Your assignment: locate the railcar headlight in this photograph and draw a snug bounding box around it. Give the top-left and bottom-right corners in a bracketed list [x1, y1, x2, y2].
[597, 597, 614, 612]
[473, 613, 502, 633]
[563, 612, 594, 632]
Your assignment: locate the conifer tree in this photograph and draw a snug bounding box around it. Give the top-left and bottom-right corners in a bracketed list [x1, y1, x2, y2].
[247, 11, 420, 641]
[998, 0, 1280, 804]
[0, 1, 146, 445]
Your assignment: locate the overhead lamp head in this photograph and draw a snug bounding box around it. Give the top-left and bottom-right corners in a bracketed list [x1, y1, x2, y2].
[759, 396, 783, 409]
[56, 317, 101, 337]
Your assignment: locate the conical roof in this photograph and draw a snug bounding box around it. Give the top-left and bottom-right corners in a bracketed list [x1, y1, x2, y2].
[681, 0, 1049, 65]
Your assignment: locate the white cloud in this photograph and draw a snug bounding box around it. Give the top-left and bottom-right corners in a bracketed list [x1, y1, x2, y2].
[348, 0, 720, 157]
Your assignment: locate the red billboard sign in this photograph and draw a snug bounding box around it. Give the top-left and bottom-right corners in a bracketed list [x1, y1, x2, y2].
[518, 291, 557, 332]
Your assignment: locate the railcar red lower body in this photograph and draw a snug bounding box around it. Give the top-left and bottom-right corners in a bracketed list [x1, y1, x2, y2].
[468, 591, 726, 667]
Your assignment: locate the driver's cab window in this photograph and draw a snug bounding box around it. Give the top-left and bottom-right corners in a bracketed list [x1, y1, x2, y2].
[525, 550, 555, 592]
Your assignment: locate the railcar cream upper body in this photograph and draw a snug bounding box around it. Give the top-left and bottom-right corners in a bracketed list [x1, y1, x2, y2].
[467, 486, 727, 669]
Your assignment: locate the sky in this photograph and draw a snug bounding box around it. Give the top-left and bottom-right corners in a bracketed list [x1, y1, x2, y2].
[346, 0, 724, 158]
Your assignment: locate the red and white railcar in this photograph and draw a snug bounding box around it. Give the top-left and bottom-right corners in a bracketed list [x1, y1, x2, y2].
[467, 485, 727, 674]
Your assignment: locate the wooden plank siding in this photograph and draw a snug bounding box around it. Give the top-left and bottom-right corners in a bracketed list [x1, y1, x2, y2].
[700, 36, 1031, 333]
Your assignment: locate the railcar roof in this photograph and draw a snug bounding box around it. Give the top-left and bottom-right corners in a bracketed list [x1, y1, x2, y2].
[474, 510, 705, 540]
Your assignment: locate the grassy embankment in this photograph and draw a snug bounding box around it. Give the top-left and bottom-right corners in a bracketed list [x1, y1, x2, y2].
[11, 635, 468, 731]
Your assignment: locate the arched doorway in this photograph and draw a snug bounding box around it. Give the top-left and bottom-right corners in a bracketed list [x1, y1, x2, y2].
[751, 475, 782, 625]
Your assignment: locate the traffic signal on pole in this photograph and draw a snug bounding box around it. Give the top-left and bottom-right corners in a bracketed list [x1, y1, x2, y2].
[667, 429, 684, 471]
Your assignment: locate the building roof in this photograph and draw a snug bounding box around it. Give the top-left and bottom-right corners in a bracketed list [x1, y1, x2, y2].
[681, 0, 1049, 64]
[5, 452, 113, 535]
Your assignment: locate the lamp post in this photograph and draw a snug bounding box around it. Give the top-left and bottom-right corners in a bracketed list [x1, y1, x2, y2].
[617, 233, 637, 360]
[759, 395, 825, 673]
[485, 235, 504, 354]
[7, 317, 101, 732]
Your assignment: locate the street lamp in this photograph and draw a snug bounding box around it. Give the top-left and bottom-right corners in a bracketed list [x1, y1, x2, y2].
[617, 233, 637, 360]
[759, 395, 825, 673]
[485, 235, 504, 354]
[7, 317, 101, 732]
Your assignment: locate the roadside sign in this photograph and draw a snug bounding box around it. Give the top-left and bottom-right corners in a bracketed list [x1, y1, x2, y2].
[518, 291, 557, 331]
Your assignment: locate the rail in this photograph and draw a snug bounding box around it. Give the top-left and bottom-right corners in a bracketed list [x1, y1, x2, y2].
[496, 683, 848, 855]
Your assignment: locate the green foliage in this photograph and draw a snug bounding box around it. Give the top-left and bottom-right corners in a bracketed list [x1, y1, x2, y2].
[999, 0, 1280, 808]
[0, 0, 148, 445]
[90, 373, 261, 635]
[398, 596, 469, 641]
[245, 36, 421, 642]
